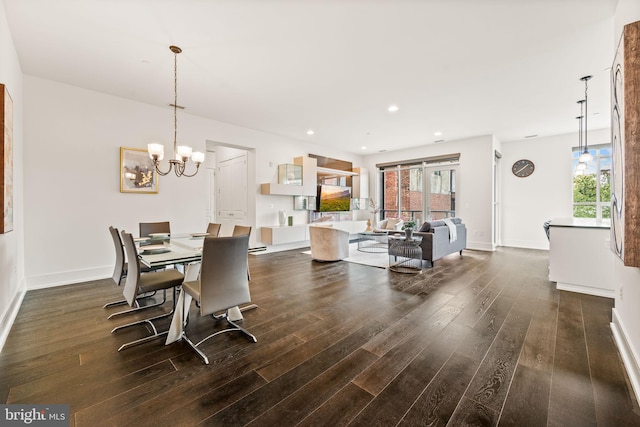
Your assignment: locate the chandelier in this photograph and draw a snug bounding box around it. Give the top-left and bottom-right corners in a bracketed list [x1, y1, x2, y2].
[148, 45, 204, 177]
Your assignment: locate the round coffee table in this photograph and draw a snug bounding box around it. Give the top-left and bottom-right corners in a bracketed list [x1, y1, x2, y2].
[357, 232, 389, 253]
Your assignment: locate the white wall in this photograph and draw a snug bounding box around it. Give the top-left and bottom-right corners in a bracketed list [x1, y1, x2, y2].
[611, 0, 640, 405]
[22, 76, 363, 289]
[363, 135, 495, 251]
[0, 0, 25, 350]
[500, 128, 611, 250]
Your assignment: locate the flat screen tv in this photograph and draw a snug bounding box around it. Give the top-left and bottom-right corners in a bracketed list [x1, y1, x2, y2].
[316, 185, 351, 212]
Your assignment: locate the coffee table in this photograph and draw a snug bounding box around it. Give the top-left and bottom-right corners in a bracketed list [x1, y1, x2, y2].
[357, 232, 389, 253]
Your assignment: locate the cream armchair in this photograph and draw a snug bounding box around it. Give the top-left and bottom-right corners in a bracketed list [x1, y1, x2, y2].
[308, 225, 350, 261]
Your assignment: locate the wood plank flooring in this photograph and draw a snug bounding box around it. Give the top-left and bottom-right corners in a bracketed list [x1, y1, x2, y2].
[2, 247, 639, 426]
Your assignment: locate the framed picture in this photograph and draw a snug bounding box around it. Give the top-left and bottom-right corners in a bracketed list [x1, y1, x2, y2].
[120, 147, 158, 194]
[1, 83, 13, 234]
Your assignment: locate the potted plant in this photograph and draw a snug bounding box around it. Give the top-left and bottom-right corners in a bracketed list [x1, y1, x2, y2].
[402, 220, 416, 239]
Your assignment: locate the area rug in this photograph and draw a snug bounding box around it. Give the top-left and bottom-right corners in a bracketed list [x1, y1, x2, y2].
[302, 243, 388, 269]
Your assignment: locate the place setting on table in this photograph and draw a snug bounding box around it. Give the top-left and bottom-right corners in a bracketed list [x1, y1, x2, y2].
[135, 232, 212, 268]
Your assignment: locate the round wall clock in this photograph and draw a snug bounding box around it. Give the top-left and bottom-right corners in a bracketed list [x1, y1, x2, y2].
[512, 159, 535, 178]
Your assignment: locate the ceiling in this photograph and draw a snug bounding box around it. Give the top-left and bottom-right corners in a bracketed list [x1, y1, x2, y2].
[3, 0, 618, 155]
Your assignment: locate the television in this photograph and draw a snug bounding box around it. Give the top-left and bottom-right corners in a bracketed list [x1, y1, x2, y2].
[316, 185, 352, 212]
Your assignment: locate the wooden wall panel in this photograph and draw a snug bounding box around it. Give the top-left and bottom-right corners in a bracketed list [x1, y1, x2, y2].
[611, 20, 640, 267]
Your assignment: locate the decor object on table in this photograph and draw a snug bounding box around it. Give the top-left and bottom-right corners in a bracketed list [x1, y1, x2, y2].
[147, 46, 205, 177]
[402, 220, 416, 239]
[278, 210, 287, 226]
[0, 83, 13, 233]
[120, 147, 158, 193]
[611, 20, 640, 268]
[368, 198, 380, 228]
[365, 219, 372, 232]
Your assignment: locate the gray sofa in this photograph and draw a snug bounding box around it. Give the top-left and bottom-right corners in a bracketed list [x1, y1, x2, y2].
[412, 218, 467, 267]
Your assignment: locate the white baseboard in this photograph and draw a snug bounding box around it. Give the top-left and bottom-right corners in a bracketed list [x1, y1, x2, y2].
[26, 265, 112, 290]
[556, 282, 615, 299]
[466, 240, 495, 252]
[611, 308, 640, 406]
[0, 288, 26, 353]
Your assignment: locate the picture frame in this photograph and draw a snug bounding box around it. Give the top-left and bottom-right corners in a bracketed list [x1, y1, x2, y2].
[120, 147, 158, 194]
[1, 83, 13, 234]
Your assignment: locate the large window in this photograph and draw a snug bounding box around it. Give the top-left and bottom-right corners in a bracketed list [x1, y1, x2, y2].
[573, 144, 611, 220]
[378, 155, 458, 223]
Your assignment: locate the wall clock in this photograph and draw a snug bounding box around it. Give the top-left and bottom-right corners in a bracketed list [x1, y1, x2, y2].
[512, 159, 535, 178]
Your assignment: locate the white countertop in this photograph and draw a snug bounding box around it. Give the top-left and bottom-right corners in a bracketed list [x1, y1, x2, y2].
[549, 217, 611, 229]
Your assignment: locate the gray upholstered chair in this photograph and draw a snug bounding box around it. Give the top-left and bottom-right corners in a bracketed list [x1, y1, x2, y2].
[104, 226, 158, 310]
[308, 225, 350, 261]
[110, 230, 184, 351]
[181, 234, 256, 364]
[139, 221, 170, 237]
[232, 225, 252, 280]
[206, 223, 222, 237]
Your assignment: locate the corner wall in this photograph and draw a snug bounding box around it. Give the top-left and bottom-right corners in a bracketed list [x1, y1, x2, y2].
[0, 0, 25, 350]
[611, 0, 640, 407]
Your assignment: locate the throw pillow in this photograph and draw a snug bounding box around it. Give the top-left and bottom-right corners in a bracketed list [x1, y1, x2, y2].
[385, 218, 401, 230]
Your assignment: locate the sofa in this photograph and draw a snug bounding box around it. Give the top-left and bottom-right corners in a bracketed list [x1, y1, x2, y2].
[308, 225, 350, 262]
[411, 218, 467, 267]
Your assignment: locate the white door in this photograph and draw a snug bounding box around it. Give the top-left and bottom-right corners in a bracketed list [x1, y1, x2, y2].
[218, 153, 248, 234]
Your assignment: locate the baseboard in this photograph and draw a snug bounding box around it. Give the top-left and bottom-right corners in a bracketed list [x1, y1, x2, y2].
[466, 240, 495, 252]
[556, 282, 615, 299]
[0, 288, 26, 353]
[611, 308, 640, 407]
[26, 265, 112, 290]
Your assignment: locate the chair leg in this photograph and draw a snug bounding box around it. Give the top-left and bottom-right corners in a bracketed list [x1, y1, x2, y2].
[184, 308, 257, 365]
[114, 288, 178, 351]
[103, 291, 157, 308]
[107, 290, 167, 319]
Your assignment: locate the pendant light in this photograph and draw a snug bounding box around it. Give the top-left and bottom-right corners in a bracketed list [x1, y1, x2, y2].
[576, 100, 587, 171]
[148, 45, 205, 177]
[578, 75, 593, 163]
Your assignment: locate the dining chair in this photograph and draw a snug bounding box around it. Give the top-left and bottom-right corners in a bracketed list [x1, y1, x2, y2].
[206, 223, 222, 237]
[104, 226, 159, 310]
[139, 221, 171, 237]
[181, 234, 256, 364]
[232, 225, 252, 280]
[111, 230, 185, 351]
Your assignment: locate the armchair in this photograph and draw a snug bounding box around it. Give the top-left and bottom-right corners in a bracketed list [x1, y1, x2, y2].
[308, 225, 350, 261]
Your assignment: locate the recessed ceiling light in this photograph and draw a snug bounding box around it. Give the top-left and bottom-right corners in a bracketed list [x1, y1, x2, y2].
[306, 129, 315, 135]
[387, 105, 399, 112]
[434, 131, 442, 136]
[361, 146, 367, 150]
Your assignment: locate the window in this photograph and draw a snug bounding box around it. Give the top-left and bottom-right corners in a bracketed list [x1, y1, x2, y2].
[377, 154, 459, 223]
[573, 144, 611, 220]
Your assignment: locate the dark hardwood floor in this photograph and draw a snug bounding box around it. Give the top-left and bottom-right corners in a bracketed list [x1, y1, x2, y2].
[2, 247, 639, 426]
